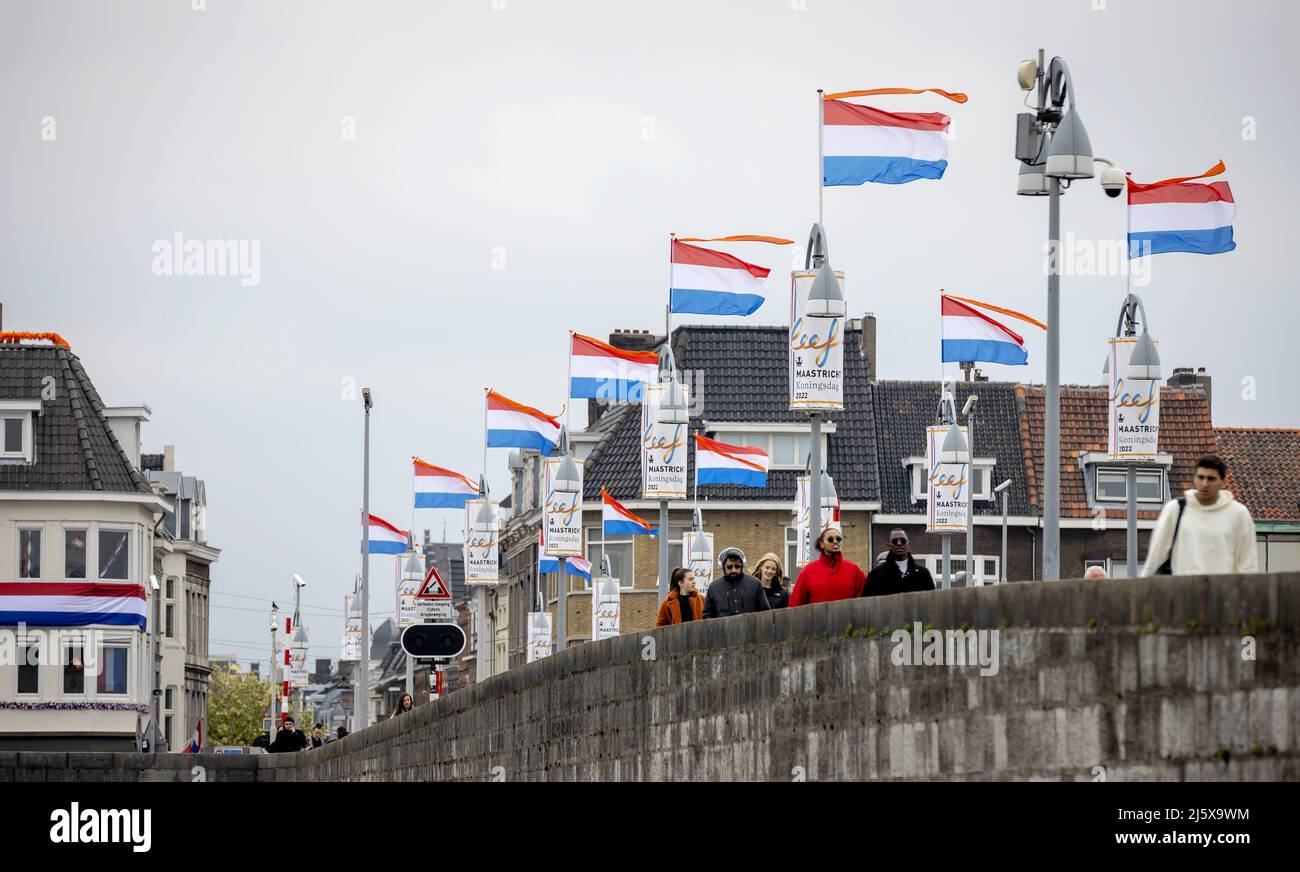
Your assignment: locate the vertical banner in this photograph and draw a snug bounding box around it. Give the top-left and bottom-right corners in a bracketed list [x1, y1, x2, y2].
[1107, 338, 1160, 458]
[591, 576, 621, 641]
[682, 530, 715, 594]
[397, 570, 419, 628]
[926, 425, 969, 533]
[641, 383, 689, 499]
[543, 458, 584, 557]
[795, 475, 812, 567]
[287, 643, 309, 686]
[789, 270, 846, 411]
[341, 595, 361, 662]
[526, 611, 553, 662]
[463, 499, 500, 584]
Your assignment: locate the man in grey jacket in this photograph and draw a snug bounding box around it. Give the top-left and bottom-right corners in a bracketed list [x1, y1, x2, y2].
[703, 547, 771, 618]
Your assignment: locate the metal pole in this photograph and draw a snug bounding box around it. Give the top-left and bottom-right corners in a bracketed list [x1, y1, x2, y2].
[658, 501, 669, 599]
[1126, 464, 1138, 578]
[476, 586, 488, 680]
[941, 533, 951, 589]
[405, 653, 413, 697]
[359, 399, 371, 730]
[1001, 490, 1009, 583]
[1044, 176, 1062, 581]
[151, 587, 162, 751]
[809, 413, 822, 541]
[556, 556, 567, 651]
[965, 412, 975, 584]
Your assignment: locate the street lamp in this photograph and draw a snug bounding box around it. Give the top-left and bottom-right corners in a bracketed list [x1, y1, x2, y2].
[938, 414, 969, 589]
[656, 346, 688, 600]
[961, 394, 979, 584]
[1109, 294, 1162, 577]
[269, 601, 280, 737]
[358, 387, 372, 731]
[994, 479, 1012, 583]
[803, 222, 844, 540]
[1015, 52, 1123, 580]
[290, 574, 308, 725]
[550, 427, 580, 652]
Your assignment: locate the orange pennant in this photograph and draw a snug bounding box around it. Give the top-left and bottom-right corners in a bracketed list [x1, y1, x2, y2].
[823, 87, 968, 104]
[674, 235, 794, 245]
[942, 293, 1046, 331]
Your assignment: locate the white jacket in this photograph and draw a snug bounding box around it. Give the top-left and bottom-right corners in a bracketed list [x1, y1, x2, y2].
[1140, 489, 1258, 577]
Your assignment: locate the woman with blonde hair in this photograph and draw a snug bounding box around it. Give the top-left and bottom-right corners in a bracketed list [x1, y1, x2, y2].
[752, 552, 790, 609]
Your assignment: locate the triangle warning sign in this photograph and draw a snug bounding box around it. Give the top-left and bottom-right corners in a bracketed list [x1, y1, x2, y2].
[416, 563, 451, 599]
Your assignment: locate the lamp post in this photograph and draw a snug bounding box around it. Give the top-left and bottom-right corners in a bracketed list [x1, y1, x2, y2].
[290, 574, 307, 721]
[961, 394, 978, 583]
[472, 476, 497, 676]
[549, 427, 582, 651]
[994, 479, 1012, 582]
[400, 551, 421, 695]
[657, 346, 689, 599]
[1016, 52, 1121, 580]
[269, 602, 280, 738]
[938, 393, 970, 589]
[803, 223, 846, 537]
[1106, 294, 1161, 577]
[358, 387, 372, 730]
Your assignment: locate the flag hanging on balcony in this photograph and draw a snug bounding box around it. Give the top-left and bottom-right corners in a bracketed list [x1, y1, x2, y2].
[0, 582, 147, 630]
[822, 87, 966, 186]
[695, 433, 769, 488]
[1127, 160, 1236, 258]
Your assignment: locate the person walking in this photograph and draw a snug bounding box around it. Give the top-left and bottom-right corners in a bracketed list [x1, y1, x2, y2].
[309, 723, 325, 748]
[389, 692, 414, 719]
[656, 567, 705, 626]
[702, 547, 771, 618]
[335, 725, 350, 741]
[752, 552, 790, 609]
[1140, 454, 1258, 577]
[790, 527, 867, 605]
[269, 716, 307, 753]
[864, 529, 935, 596]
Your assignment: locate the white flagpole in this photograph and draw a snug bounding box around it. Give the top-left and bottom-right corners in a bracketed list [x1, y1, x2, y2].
[818, 89, 825, 226]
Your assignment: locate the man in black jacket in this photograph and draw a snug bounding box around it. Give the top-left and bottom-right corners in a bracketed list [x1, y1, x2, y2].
[269, 717, 308, 753]
[703, 547, 771, 618]
[863, 529, 935, 596]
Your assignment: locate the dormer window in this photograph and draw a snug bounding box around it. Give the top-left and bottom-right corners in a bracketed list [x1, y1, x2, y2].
[1079, 452, 1172, 508]
[0, 400, 40, 463]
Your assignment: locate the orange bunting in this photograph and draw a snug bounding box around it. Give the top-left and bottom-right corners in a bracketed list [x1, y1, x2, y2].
[674, 235, 794, 245]
[824, 87, 968, 104]
[0, 331, 72, 350]
[942, 293, 1046, 331]
[1126, 160, 1226, 193]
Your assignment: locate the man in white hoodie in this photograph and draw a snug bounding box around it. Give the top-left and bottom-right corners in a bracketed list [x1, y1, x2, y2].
[1140, 454, 1258, 576]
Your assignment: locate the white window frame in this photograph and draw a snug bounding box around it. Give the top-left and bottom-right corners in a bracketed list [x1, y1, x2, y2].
[93, 637, 132, 698]
[1093, 466, 1165, 505]
[906, 458, 996, 502]
[706, 421, 835, 471]
[16, 524, 42, 580]
[913, 553, 1001, 586]
[0, 400, 39, 462]
[96, 525, 132, 581]
[60, 640, 88, 698]
[16, 633, 41, 697]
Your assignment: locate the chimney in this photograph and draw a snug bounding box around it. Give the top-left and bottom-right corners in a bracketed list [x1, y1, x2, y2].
[585, 328, 665, 426]
[163, 444, 175, 472]
[1168, 367, 1212, 420]
[862, 314, 878, 381]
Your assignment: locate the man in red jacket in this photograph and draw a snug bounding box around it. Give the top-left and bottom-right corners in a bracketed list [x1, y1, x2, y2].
[789, 526, 867, 605]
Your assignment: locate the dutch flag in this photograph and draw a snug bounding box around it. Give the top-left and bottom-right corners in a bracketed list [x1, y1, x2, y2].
[1128, 161, 1236, 259]
[940, 295, 1028, 366]
[183, 720, 203, 754]
[569, 332, 660, 401]
[486, 390, 561, 455]
[0, 582, 148, 630]
[695, 433, 769, 488]
[601, 488, 658, 536]
[366, 514, 409, 556]
[413, 458, 478, 509]
[823, 98, 952, 186]
[669, 240, 771, 317]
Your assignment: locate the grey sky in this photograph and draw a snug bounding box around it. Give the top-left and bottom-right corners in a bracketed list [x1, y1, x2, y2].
[3, 0, 1296, 663]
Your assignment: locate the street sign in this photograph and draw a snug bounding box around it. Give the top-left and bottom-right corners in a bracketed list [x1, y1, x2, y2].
[400, 624, 466, 659]
[415, 563, 453, 622]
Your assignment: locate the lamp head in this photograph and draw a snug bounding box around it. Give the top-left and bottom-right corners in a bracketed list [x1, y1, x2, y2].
[1127, 330, 1162, 381]
[1045, 110, 1095, 180]
[1017, 160, 1049, 197]
[939, 422, 970, 464]
[805, 261, 846, 319]
[658, 375, 689, 425]
[362, 388, 372, 410]
[818, 470, 838, 510]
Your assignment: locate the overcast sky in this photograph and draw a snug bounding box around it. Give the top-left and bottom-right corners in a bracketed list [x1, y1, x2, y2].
[3, 0, 1296, 666]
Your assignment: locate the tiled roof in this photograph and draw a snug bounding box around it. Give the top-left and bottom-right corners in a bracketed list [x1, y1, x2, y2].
[1215, 428, 1300, 521]
[0, 342, 151, 494]
[1015, 385, 1215, 520]
[581, 323, 880, 503]
[872, 381, 1033, 516]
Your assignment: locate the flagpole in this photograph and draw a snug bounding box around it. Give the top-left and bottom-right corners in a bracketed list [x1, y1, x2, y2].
[817, 89, 825, 226]
[482, 388, 489, 479]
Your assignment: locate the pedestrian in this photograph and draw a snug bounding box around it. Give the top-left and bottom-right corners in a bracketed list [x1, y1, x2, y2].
[1083, 565, 1108, 580]
[1140, 454, 1258, 577]
[269, 716, 307, 753]
[335, 725, 349, 741]
[702, 547, 771, 618]
[863, 529, 935, 596]
[656, 567, 705, 626]
[310, 723, 324, 748]
[389, 692, 414, 719]
[752, 552, 790, 609]
[790, 526, 867, 605]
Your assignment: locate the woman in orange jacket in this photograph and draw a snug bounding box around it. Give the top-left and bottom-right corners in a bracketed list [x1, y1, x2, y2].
[655, 567, 705, 626]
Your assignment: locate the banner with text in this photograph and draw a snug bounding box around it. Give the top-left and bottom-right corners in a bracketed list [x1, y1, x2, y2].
[682, 530, 715, 594]
[925, 425, 969, 534]
[641, 383, 690, 499]
[1107, 337, 1161, 459]
[543, 457, 585, 557]
[789, 270, 845, 411]
[341, 595, 362, 662]
[591, 576, 621, 641]
[463, 498, 500, 584]
[526, 611, 553, 662]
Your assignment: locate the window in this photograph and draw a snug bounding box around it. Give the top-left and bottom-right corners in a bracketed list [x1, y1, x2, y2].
[1095, 467, 1164, 504]
[18, 642, 40, 694]
[18, 528, 40, 579]
[65, 529, 87, 579]
[96, 644, 128, 695]
[165, 604, 175, 638]
[913, 554, 1000, 586]
[165, 577, 175, 599]
[164, 716, 173, 750]
[3, 417, 21, 452]
[98, 529, 129, 579]
[164, 686, 175, 710]
[785, 525, 800, 573]
[585, 528, 634, 589]
[63, 645, 85, 694]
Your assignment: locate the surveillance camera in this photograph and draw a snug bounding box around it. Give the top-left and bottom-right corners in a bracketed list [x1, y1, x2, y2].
[293, 573, 307, 588]
[1100, 166, 1126, 198]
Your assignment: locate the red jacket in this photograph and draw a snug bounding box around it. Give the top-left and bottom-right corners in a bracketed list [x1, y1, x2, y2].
[789, 552, 867, 605]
